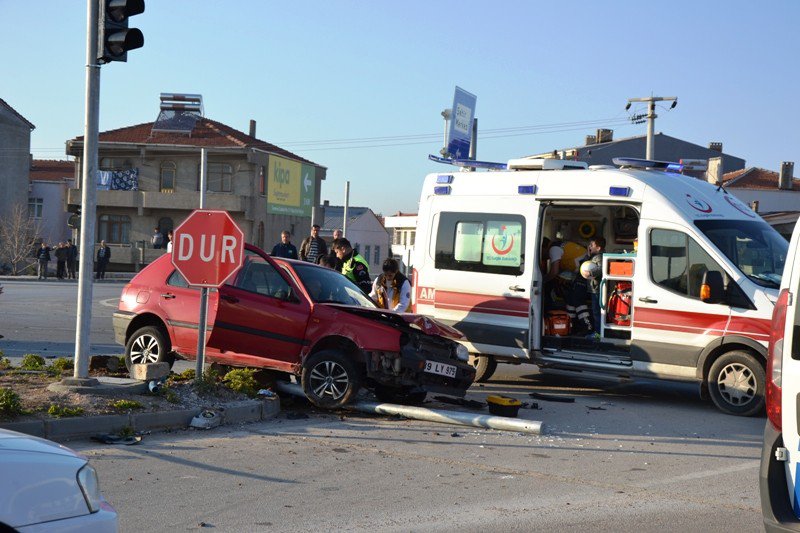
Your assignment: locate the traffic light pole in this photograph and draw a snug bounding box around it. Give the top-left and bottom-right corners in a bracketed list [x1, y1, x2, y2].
[72, 0, 102, 384]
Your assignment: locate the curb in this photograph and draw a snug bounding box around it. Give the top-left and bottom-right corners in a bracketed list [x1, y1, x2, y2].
[0, 398, 280, 442]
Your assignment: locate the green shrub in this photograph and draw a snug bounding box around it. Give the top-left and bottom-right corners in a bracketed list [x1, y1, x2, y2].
[110, 399, 143, 410]
[193, 369, 220, 395]
[158, 384, 179, 403]
[171, 368, 195, 382]
[0, 356, 11, 370]
[223, 368, 258, 397]
[20, 354, 46, 371]
[50, 357, 74, 374]
[47, 404, 85, 418]
[0, 388, 23, 418]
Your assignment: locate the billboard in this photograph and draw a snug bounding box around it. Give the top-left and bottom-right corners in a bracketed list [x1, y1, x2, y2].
[267, 156, 315, 216]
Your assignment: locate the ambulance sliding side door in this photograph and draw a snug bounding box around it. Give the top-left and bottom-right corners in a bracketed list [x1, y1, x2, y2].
[429, 196, 538, 360]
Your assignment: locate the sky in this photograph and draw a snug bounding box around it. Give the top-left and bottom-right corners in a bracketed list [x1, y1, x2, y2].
[2, 1, 799, 215]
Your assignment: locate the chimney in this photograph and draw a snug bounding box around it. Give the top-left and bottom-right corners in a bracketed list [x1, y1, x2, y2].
[779, 161, 794, 190]
[323, 200, 330, 207]
[708, 142, 723, 153]
[585, 135, 597, 146]
[249, 119, 256, 138]
[596, 129, 613, 143]
[750, 200, 759, 213]
[706, 157, 723, 185]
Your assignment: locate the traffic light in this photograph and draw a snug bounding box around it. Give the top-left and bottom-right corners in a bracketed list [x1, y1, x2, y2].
[98, 0, 145, 64]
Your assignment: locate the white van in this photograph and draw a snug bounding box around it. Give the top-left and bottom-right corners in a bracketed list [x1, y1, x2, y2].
[760, 218, 800, 530]
[413, 157, 788, 416]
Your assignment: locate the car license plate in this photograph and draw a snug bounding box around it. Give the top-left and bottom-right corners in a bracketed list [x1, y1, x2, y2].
[424, 360, 457, 378]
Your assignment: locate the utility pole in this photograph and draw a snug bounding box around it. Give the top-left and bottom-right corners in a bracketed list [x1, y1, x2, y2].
[343, 181, 350, 238]
[626, 96, 677, 160]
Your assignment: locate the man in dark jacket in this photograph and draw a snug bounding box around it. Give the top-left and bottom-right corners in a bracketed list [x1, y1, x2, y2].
[36, 242, 51, 280]
[271, 231, 298, 259]
[299, 224, 327, 264]
[95, 240, 111, 280]
[66, 239, 78, 279]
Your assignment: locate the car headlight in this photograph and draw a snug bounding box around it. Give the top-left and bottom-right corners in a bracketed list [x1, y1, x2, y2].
[454, 343, 469, 362]
[77, 464, 102, 513]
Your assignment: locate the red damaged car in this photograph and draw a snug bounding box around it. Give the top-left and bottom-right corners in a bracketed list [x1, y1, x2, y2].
[113, 244, 475, 408]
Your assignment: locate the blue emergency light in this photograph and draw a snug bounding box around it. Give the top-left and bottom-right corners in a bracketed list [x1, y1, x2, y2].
[434, 186, 452, 195]
[518, 185, 536, 194]
[609, 186, 631, 197]
[436, 174, 454, 184]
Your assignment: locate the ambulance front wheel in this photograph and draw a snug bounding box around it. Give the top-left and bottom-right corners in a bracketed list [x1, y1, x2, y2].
[707, 351, 765, 417]
[469, 355, 497, 383]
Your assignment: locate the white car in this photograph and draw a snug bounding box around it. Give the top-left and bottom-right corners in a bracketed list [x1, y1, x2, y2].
[0, 429, 117, 532]
[761, 219, 800, 531]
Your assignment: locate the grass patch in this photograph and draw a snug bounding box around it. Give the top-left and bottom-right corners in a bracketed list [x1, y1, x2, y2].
[0, 388, 23, 418]
[222, 368, 258, 397]
[48, 404, 85, 418]
[110, 399, 143, 411]
[157, 384, 180, 404]
[193, 369, 220, 395]
[20, 354, 46, 371]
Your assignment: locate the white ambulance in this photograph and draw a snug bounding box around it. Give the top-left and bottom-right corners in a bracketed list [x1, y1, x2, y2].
[412, 157, 788, 416]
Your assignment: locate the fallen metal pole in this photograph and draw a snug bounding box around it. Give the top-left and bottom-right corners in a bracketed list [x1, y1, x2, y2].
[274, 382, 545, 435]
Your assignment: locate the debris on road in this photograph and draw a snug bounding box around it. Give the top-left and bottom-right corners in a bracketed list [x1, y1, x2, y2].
[433, 395, 485, 410]
[91, 433, 143, 445]
[529, 392, 575, 403]
[190, 410, 220, 429]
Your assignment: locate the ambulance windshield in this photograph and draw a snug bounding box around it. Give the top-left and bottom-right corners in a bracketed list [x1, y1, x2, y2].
[694, 219, 788, 288]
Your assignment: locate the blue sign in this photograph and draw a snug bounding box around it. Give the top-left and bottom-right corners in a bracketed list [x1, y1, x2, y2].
[446, 86, 477, 159]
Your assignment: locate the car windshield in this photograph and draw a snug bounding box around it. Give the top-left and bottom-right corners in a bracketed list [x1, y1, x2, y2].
[694, 219, 788, 288]
[292, 263, 377, 307]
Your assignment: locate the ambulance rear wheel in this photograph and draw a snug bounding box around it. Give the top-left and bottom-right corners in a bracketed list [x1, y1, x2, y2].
[469, 355, 497, 383]
[707, 351, 765, 417]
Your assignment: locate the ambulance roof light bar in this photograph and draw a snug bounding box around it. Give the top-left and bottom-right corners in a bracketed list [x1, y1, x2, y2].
[506, 158, 588, 171]
[612, 157, 683, 172]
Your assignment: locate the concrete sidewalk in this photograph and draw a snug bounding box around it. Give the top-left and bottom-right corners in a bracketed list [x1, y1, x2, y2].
[0, 273, 134, 283]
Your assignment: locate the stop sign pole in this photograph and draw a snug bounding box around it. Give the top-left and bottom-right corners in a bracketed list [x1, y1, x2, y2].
[171, 150, 245, 382]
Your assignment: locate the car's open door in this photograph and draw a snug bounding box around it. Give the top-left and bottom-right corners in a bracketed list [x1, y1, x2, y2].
[207, 250, 311, 364]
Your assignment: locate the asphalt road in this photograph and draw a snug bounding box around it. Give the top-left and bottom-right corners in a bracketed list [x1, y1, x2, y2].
[2, 278, 766, 531]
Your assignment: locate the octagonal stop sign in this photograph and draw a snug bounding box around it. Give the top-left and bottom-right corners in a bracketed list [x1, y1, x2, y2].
[171, 210, 245, 287]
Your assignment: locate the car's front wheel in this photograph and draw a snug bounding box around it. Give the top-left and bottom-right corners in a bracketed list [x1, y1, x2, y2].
[302, 350, 361, 409]
[124, 326, 174, 371]
[707, 350, 765, 416]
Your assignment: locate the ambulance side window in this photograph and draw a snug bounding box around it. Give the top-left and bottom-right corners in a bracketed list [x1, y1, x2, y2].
[435, 212, 525, 275]
[650, 229, 724, 298]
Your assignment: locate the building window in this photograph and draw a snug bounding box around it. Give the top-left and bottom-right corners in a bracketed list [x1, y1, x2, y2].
[158, 217, 174, 236]
[374, 246, 380, 264]
[197, 162, 233, 192]
[257, 222, 265, 250]
[160, 161, 176, 192]
[393, 230, 402, 245]
[259, 166, 266, 196]
[98, 214, 131, 244]
[28, 198, 43, 219]
[364, 245, 371, 264]
[409, 230, 416, 246]
[100, 158, 132, 171]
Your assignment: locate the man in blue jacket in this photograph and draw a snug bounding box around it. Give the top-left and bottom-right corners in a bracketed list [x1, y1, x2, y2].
[271, 231, 298, 259]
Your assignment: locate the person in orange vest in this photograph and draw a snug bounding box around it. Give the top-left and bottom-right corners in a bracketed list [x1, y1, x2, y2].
[369, 258, 411, 312]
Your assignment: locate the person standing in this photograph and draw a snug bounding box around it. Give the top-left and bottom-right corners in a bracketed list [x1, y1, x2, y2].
[165, 230, 174, 253]
[369, 258, 412, 312]
[95, 240, 111, 280]
[66, 239, 78, 279]
[271, 231, 298, 259]
[151, 227, 164, 249]
[300, 224, 328, 264]
[334, 238, 371, 294]
[54, 242, 67, 280]
[582, 237, 605, 339]
[36, 242, 51, 280]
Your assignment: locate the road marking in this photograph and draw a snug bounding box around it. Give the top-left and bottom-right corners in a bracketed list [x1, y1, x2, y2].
[100, 298, 119, 308]
[636, 460, 759, 488]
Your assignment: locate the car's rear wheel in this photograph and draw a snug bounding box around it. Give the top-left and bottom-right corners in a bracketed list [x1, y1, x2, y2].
[125, 326, 174, 371]
[707, 350, 765, 416]
[374, 384, 427, 405]
[469, 354, 497, 382]
[302, 350, 361, 409]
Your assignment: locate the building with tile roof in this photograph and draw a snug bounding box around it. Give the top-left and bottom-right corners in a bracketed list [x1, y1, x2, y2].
[0, 98, 35, 224]
[317, 202, 390, 273]
[721, 163, 799, 238]
[65, 100, 327, 271]
[29, 160, 75, 246]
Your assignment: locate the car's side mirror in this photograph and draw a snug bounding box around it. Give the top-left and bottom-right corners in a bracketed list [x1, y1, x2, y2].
[700, 271, 725, 304]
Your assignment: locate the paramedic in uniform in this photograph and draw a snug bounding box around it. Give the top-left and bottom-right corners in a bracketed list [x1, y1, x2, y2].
[541, 234, 585, 310]
[370, 258, 412, 312]
[334, 238, 372, 294]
